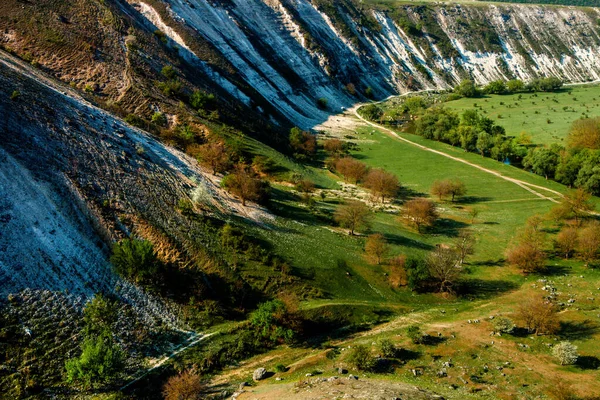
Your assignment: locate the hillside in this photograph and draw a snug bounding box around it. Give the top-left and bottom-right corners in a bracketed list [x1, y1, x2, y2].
[1, 0, 600, 399]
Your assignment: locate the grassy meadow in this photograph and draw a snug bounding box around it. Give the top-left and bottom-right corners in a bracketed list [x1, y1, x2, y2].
[443, 84, 600, 146]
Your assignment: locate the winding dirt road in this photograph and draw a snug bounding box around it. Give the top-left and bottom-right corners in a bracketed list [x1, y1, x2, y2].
[351, 102, 564, 204]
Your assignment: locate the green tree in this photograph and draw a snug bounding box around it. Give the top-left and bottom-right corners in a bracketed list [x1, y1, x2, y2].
[83, 294, 118, 336]
[484, 80, 507, 94]
[455, 79, 479, 98]
[346, 344, 376, 371]
[110, 239, 159, 285]
[506, 79, 525, 93]
[250, 300, 294, 344]
[65, 334, 124, 387]
[476, 132, 493, 157]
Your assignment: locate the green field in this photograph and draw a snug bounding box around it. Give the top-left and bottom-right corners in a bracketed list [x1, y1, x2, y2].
[443, 84, 600, 146]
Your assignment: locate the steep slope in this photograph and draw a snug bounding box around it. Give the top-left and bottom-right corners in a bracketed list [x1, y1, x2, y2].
[0, 50, 269, 308]
[120, 0, 600, 128]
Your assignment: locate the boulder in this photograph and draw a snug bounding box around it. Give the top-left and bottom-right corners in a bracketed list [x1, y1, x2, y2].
[253, 368, 267, 381]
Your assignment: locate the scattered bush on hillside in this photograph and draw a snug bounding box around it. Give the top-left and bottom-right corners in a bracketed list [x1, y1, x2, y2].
[578, 221, 600, 267]
[346, 344, 376, 371]
[405, 257, 431, 292]
[65, 333, 124, 388]
[110, 239, 160, 286]
[554, 226, 579, 259]
[221, 163, 270, 206]
[334, 157, 369, 183]
[334, 200, 372, 235]
[83, 294, 118, 336]
[364, 233, 389, 265]
[363, 168, 400, 203]
[517, 296, 559, 335]
[402, 198, 438, 233]
[162, 369, 205, 400]
[250, 300, 295, 344]
[289, 127, 317, 159]
[493, 317, 514, 334]
[551, 188, 595, 226]
[407, 325, 427, 344]
[553, 341, 578, 365]
[426, 246, 462, 293]
[378, 339, 398, 358]
[430, 179, 466, 202]
[196, 141, 230, 175]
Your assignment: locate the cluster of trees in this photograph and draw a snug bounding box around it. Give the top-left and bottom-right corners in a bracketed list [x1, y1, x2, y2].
[414, 108, 519, 160]
[507, 191, 598, 273]
[523, 117, 600, 195]
[454, 77, 563, 98]
[328, 156, 401, 203]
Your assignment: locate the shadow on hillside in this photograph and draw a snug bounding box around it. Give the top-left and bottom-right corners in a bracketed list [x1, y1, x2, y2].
[433, 218, 469, 237]
[476, 258, 505, 267]
[541, 264, 571, 276]
[383, 233, 434, 251]
[458, 196, 493, 204]
[456, 278, 519, 299]
[576, 355, 600, 370]
[559, 320, 600, 341]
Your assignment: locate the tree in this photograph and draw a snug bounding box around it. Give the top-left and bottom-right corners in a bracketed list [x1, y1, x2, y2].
[506, 79, 525, 93]
[523, 146, 560, 180]
[405, 257, 430, 291]
[250, 300, 294, 344]
[506, 241, 546, 273]
[431, 180, 452, 201]
[83, 294, 118, 336]
[334, 200, 371, 235]
[455, 79, 479, 98]
[567, 117, 600, 150]
[334, 157, 369, 183]
[553, 342, 578, 366]
[323, 139, 346, 156]
[402, 198, 438, 233]
[468, 207, 480, 224]
[476, 132, 493, 157]
[65, 334, 124, 388]
[365, 233, 389, 265]
[555, 226, 579, 259]
[197, 141, 230, 175]
[110, 239, 159, 285]
[454, 230, 476, 265]
[295, 179, 315, 194]
[484, 80, 507, 95]
[448, 180, 466, 202]
[426, 247, 462, 293]
[363, 168, 400, 203]
[162, 369, 205, 400]
[578, 221, 600, 267]
[552, 188, 595, 226]
[379, 339, 398, 358]
[221, 164, 270, 206]
[346, 344, 376, 371]
[289, 127, 316, 158]
[517, 296, 559, 335]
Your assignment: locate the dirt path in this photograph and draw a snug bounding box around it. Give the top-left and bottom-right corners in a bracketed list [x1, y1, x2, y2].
[349, 102, 563, 204]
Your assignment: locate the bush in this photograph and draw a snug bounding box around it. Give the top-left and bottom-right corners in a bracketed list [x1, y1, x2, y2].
[317, 97, 328, 110]
[151, 111, 168, 127]
[110, 239, 159, 285]
[378, 339, 397, 358]
[83, 294, 118, 336]
[553, 341, 578, 365]
[65, 334, 124, 388]
[346, 344, 376, 371]
[162, 369, 204, 400]
[275, 364, 288, 373]
[407, 325, 426, 344]
[493, 317, 514, 334]
[250, 300, 294, 344]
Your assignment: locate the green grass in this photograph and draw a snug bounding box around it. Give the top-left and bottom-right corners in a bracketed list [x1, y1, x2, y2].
[443, 85, 600, 146]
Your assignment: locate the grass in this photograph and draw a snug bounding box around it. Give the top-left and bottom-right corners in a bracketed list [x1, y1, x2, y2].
[442, 85, 600, 146]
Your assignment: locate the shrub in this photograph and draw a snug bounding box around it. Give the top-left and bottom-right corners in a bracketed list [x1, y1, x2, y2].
[275, 364, 288, 373]
[378, 339, 397, 358]
[553, 341, 578, 365]
[10, 90, 20, 100]
[407, 325, 426, 344]
[316, 97, 328, 110]
[83, 294, 118, 336]
[493, 317, 514, 334]
[250, 300, 294, 344]
[162, 369, 204, 400]
[190, 90, 216, 111]
[151, 111, 168, 127]
[110, 239, 159, 285]
[346, 344, 376, 371]
[65, 334, 124, 388]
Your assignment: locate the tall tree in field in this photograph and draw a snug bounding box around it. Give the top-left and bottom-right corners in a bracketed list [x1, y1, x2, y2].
[454, 230, 476, 265]
[567, 117, 600, 150]
[555, 226, 578, 259]
[363, 168, 400, 203]
[426, 246, 462, 293]
[197, 141, 230, 175]
[402, 198, 438, 233]
[431, 179, 466, 202]
[334, 200, 372, 235]
[552, 188, 595, 226]
[365, 233, 389, 265]
[335, 157, 369, 183]
[221, 164, 269, 206]
[578, 222, 600, 267]
[517, 296, 559, 335]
